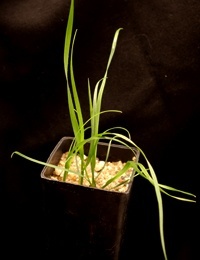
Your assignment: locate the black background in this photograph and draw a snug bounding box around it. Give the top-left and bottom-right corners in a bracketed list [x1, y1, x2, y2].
[0, 0, 198, 259]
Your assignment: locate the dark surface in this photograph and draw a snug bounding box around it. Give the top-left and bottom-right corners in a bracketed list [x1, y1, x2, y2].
[0, 0, 198, 259]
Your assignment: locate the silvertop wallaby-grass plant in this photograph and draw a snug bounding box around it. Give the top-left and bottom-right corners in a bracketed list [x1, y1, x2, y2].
[11, 0, 196, 259]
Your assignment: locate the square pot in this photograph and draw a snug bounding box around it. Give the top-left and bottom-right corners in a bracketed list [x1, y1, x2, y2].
[41, 136, 139, 260]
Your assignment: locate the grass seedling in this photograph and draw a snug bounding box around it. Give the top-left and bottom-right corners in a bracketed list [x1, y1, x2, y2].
[11, 1, 196, 259]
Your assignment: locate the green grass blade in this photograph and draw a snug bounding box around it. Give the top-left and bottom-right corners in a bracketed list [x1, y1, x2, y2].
[64, 0, 74, 78]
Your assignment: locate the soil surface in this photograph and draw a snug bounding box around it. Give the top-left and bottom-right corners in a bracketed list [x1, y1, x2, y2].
[51, 152, 136, 192]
